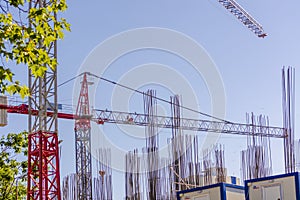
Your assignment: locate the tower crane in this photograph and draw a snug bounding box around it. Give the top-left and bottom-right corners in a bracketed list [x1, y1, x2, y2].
[0, 1, 267, 199]
[0, 72, 286, 199]
[74, 73, 93, 200]
[27, 0, 60, 199]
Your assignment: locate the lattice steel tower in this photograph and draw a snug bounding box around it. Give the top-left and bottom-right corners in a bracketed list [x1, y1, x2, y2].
[27, 0, 61, 199]
[75, 72, 93, 199]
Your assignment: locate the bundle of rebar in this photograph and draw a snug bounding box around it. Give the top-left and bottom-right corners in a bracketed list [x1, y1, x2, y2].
[125, 149, 141, 200]
[202, 147, 213, 185]
[215, 144, 226, 183]
[93, 148, 113, 200]
[282, 66, 296, 173]
[168, 95, 204, 195]
[202, 144, 226, 185]
[295, 139, 300, 171]
[183, 135, 202, 187]
[143, 90, 159, 200]
[157, 158, 174, 200]
[241, 113, 272, 180]
[169, 95, 184, 193]
[62, 173, 78, 200]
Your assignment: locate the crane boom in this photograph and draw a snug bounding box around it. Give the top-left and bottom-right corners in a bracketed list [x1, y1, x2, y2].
[218, 0, 267, 38]
[0, 104, 74, 120]
[93, 109, 285, 138]
[0, 103, 285, 138]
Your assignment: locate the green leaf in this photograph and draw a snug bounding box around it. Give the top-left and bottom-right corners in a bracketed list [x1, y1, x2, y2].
[19, 85, 29, 99]
[8, 0, 24, 7]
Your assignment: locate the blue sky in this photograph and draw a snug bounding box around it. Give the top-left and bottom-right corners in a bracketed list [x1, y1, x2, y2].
[3, 0, 300, 199]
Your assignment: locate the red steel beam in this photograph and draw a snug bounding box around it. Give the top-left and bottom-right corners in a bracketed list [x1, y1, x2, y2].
[0, 104, 75, 120]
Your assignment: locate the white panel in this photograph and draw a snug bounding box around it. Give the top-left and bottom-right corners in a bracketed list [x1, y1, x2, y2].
[248, 175, 297, 200]
[194, 194, 210, 200]
[227, 191, 245, 200]
[262, 185, 281, 200]
[179, 186, 220, 200]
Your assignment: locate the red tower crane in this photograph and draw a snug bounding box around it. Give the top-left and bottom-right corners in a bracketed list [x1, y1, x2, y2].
[27, 0, 60, 199]
[0, 71, 286, 199]
[74, 73, 93, 199]
[27, 0, 61, 200]
[0, 0, 266, 199]
[0, 94, 286, 198]
[0, 68, 286, 200]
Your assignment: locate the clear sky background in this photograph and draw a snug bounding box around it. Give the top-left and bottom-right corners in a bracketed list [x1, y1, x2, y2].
[3, 0, 300, 199]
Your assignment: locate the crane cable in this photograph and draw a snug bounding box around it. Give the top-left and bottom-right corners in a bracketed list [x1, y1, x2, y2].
[88, 72, 232, 123]
[56, 72, 232, 123]
[57, 73, 83, 88]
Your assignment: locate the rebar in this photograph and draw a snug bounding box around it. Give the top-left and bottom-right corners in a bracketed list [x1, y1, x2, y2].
[241, 113, 272, 180]
[282, 66, 296, 173]
[93, 148, 113, 200]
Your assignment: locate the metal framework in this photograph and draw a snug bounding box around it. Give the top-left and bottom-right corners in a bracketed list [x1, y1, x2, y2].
[218, 0, 267, 38]
[0, 102, 285, 139]
[27, 0, 60, 199]
[0, 84, 286, 200]
[93, 109, 285, 138]
[27, 131, 61, 200]
[74, 73, 93, 200]
[0, 0, 275, 198]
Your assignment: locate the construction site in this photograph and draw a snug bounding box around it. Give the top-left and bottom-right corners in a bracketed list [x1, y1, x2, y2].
[0, 0, 300, 200]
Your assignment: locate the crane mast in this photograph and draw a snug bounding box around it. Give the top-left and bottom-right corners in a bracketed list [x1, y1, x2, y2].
[27, 0, 61, 199]
[75, 73, 93, 200]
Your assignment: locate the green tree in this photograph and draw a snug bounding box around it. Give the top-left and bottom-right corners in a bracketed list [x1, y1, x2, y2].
[0, 0, 70, 199]
[0, 132, 27, 200]
[0, 0, 70, 96]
